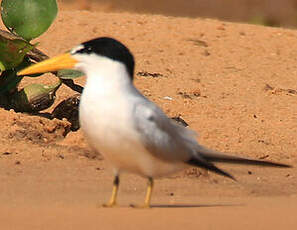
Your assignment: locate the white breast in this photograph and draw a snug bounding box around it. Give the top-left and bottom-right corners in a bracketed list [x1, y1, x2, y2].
[78, 58, 187, 177]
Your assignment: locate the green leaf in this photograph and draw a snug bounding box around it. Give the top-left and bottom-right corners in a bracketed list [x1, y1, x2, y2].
[22, 82, 61, 103]
[0, 57, 32, 95]
[0, 36, 34, 70]
[0, 61, 5, 72]
[57, 69, 84, 79]
[1, 0, 58, 41]
[11, 81, 61, 112]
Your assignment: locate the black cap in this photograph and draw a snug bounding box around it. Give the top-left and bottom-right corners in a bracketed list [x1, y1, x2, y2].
[72, 37, 135, 79]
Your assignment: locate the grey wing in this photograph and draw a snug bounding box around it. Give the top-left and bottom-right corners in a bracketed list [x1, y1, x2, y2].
[132, 100, 198, 162]
[131, 97, 291, 181]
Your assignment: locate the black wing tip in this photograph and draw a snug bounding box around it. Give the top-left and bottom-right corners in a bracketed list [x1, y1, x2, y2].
[200, 152, 293, 168]
[247, 159, 293, 168]
[187, 158, 237, 181]
[225, 172, 237, 182]
[242, 160, 293, 168]
[279, 163, 293, 168]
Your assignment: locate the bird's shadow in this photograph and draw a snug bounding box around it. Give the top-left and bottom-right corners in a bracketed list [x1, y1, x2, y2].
[151, 203, 244, 208]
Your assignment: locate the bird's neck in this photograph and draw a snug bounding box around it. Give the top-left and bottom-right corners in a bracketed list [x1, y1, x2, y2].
[83, 60, 134, 97]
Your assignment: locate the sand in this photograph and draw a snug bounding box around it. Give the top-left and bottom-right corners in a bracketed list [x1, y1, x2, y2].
[0, 4, 296, 230]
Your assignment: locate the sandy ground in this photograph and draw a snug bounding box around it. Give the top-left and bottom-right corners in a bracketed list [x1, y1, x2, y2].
[60, 0, 297, 27]
[0, 6, 297, 230]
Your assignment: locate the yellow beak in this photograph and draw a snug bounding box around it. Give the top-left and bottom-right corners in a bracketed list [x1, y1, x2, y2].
[17, 53, 78, 76]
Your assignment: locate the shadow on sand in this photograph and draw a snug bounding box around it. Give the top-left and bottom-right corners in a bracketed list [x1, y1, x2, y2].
[151, 203, 243, 208]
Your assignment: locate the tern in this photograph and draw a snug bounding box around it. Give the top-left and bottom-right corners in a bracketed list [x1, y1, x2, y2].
[18, 37, 291, 208]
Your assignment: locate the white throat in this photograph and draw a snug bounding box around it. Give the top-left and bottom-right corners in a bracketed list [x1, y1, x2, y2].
[74, 54, 133, 93]
[77, 54, 140, 167]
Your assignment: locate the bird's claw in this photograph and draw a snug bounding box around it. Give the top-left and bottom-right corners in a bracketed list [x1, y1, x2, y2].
[102, 202, 117, 208]
[129, 203, 151, 209]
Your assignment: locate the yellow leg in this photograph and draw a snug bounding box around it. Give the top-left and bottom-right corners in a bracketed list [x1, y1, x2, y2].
[131, 177, 154, 208]
[102, 175, 119, 207]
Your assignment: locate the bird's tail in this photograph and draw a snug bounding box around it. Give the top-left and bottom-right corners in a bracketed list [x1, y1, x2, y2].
[196, 146, 292, 168]
[186, 146, 292, 181]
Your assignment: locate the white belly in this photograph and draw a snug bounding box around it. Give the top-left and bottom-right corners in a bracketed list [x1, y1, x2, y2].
[79, 90, 186, 178]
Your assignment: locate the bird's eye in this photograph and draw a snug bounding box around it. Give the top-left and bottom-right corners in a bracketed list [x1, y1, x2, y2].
[70, 45, 85, 54]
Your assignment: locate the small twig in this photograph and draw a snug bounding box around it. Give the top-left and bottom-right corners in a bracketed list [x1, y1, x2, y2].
[27, 48, 49, 63]
[0, 29, 21, 40]
[60, 79, 83, 94]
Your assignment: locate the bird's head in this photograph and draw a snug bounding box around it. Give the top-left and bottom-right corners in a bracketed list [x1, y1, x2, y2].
[18, 37, 135, 80]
